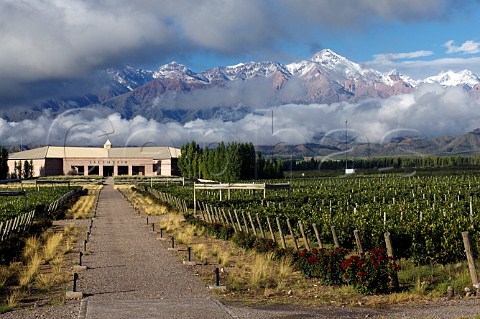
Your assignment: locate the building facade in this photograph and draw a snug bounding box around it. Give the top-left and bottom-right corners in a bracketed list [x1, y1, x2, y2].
[8, 140, 181, 177]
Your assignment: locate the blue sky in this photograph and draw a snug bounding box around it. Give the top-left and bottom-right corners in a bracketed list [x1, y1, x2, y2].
[2, 0, 480, 99]
[182, 2, 480, 79]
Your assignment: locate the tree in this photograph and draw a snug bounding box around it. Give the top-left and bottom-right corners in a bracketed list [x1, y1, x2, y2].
[28, 160, 34, 178]
[0, 147, 8, 179]
[178, 141, 202, 179]
[15, 161, 22, 179]
[23, 160, 30, 178]
[177, 141, 284, 181]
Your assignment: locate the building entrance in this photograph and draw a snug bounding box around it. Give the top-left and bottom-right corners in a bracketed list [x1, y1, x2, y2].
[103, 166, 114, 177]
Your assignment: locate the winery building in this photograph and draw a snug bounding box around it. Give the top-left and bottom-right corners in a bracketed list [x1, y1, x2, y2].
[8, 140, 181, 177]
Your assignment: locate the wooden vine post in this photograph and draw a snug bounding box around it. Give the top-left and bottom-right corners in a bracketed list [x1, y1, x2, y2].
[462, 231, 479, 287]
[312, 223, 324, 249]
[276, 217, 287, 249]
[298, 220, 310, 251]
[266, 216, 276, 242]
[286, 219, 299, 251]
[256, 213, 266, 239]
[353, 229, 364, 257]
[241, 211, 249, 234]
[247, 212, 257, 236]
[234, 210, 242, 232]
[331, 226, 340, 248]
[384, 232, 394, 259]
[227, 210, 237, 233]
[384, 232, 399, 289]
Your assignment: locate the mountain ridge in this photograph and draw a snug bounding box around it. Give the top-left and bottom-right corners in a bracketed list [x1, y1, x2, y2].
[3, 49, 480, 123]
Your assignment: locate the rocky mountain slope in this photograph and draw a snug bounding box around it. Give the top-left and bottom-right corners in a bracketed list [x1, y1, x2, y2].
[2, 49, 480, 123]
[256, 129, 480, 158]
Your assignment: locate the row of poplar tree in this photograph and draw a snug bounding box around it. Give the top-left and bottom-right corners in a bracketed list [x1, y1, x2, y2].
[0, 147, 34, 179]
[178, 141, 283, 182]
[10, 160, 34, 179]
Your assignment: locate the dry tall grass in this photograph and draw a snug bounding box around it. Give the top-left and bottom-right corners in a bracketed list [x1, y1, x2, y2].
[43, 233, 64, 262]
[66, 186, 101, 219]
[50, 256, 64, 279]
[158, 214, 183, 232]
[68, 194, 95, 219]
[175, 224, 198, 245]
[35, 273, 55, 291]
[126, 189, 170, 216]
[192, 244, 208, 263]
[22, 236, 41, 261]
[5, 290, 24, 308]
[19, 254, 41, 287]
[0, 266, 11, 288]
[248, 253, 295, 290]
[217, 250, 230, 267]
[211, 245, 231, 267]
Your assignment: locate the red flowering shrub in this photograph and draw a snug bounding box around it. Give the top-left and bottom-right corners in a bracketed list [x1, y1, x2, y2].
[341, 248, 400, 294]
[296, 247, 348, 285]
[272, 247, 297, 261]
[252, 237, 278, 253]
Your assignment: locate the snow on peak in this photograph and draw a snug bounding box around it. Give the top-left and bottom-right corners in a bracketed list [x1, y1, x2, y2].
[424, 70, 480, 87]
[105, 66, 153, 91]
[383, 69, 418, 87]
[287, 49, 383, 83]
[154, 61, 192, 77]
[202, 61, 290, 81]
[153, 61, 206, 82]
[310, 49, 348, 64]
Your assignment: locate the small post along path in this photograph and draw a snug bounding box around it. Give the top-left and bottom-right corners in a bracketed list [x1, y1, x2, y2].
[77, 178, 233, 319]
[73, 178, 480, 319]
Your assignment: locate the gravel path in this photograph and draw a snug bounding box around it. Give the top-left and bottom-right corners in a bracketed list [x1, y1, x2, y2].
[3, 178, 480, 318]
[77, 178, 232, 319]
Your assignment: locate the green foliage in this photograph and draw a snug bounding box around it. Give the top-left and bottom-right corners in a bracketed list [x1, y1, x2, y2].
[0, 148, 8, 180]
[0, 186, 79, 220]
[150, 172, 480, 267]
[232, 231, 256, 249]
[293, 155, 480, 171]
[178, 141, 282, 181]
[22, 160, 34, 179]
[341, 248, 400, 295]
[184, 214, 234, 240]
[296, 247, 348, 285]
[252, 237, 278, 253]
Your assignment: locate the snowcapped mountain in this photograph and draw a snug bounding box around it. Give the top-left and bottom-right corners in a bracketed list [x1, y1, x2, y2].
[203, 61, 291, 82]
[423, 70, 480, 87]
[94, 66, 154, 102]
[5, 49, 480, 123]
[287, 49, 380, 83]
[107, 50, 479, 98]
[153, 62, 207, 83]
[107, 66, 154, 90]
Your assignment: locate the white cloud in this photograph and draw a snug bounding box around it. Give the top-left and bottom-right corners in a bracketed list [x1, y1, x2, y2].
[372, 50, 434, 62]
[444, 40, 480, 54]
[364, 54, 480, 79]
[0, 0, 466, 104]
[3, 85, 479, 150]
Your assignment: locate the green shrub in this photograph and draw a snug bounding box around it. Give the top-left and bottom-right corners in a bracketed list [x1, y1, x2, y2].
[296, 247, 347, 285]
[232, 231, 256, 249]
[341, 248, 400, 294]
[252, 237, 278, 253]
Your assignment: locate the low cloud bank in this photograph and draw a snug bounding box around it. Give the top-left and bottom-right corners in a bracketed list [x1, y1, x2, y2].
[2, 84, 479, 149]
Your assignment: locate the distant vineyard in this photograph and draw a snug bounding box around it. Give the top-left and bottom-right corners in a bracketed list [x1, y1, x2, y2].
[0, 186, 82, 245]
[0, 186, 77, 220]
[146, 173, 480, 266]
